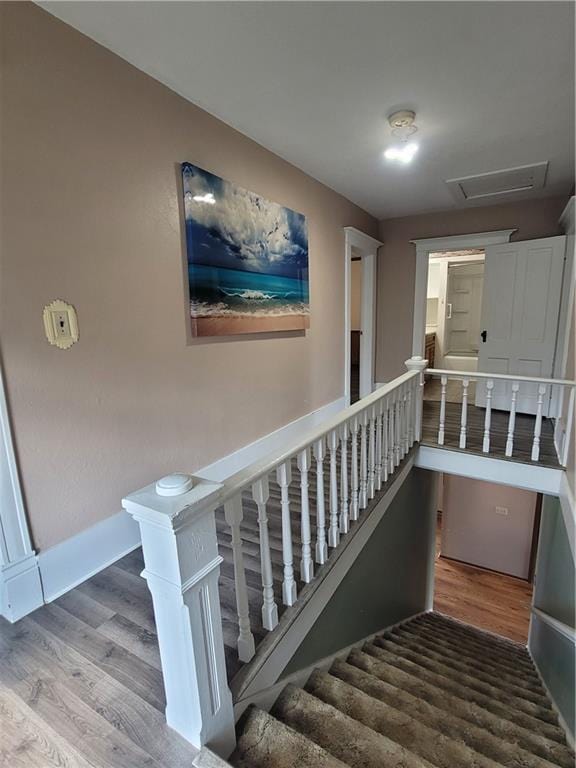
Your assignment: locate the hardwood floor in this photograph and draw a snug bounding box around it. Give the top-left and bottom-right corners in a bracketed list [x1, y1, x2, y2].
[421, 399, 559, 467]
[0, 555, 199, 768]
[434, 516, 533, 644]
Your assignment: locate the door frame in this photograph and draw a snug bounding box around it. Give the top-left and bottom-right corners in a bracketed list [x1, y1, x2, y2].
[344, 227, 383, 405]
[411, 229, 517, 361]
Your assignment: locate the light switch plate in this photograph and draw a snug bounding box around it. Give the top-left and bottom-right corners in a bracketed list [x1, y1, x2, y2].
[43, 299, 79, 349]
[495, 506, 509, 516]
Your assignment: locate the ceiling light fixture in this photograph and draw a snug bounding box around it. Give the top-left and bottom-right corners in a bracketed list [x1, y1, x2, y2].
[384, 109, 419, 164]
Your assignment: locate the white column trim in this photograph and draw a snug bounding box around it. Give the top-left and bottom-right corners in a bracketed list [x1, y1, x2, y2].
[411, 229, 516, 358]
[343, 227, 384, 404]
[0, 356, 43, 620]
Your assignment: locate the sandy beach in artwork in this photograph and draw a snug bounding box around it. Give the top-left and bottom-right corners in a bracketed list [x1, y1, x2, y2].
[192, 313, 310, 336]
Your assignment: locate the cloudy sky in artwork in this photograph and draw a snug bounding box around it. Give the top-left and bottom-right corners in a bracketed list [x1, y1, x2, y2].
[182, 163, 308, 278]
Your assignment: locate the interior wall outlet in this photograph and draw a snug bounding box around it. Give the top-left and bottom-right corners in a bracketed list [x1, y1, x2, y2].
[495, 506, 509, 516]
[43, 299, 79, 349]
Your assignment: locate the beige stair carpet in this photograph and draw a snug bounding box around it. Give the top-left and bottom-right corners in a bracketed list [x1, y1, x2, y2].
[230, 612, 574, 768]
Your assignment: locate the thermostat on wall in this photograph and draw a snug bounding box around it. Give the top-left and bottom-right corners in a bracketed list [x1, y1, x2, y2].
[43, 299, 79, 349]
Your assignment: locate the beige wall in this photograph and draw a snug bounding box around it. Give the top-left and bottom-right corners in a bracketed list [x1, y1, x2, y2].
[375, 196, 569, 382]
[0, 4, 377, 550]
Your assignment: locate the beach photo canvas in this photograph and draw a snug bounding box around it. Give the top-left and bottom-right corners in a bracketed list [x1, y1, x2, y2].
[182, 162, 310, 337]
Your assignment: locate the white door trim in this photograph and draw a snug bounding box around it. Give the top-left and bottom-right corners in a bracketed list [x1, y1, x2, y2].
[0, 356, 43, 620]
[344, 227, 383, 404]
[411, 229, 516, 359]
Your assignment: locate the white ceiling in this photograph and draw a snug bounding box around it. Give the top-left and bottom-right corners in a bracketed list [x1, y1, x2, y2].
[40, 1, 575, 219]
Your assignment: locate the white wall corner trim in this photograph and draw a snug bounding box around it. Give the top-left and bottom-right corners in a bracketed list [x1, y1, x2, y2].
[411, 229, 516, 358]
[0, 553, 43, 622]
[38, 395, 347, 602]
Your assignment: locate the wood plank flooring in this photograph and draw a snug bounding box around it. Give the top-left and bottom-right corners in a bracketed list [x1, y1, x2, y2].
[434, 516, 532, 644]
[421, 399, 559, 467]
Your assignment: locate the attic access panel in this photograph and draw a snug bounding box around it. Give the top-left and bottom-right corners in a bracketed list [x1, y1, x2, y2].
[446, 162, 548, 203]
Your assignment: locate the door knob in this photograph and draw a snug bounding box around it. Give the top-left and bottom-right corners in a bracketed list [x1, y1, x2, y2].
[481, 330, 487, 343]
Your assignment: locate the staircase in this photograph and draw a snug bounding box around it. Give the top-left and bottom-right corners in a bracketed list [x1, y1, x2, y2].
[231, 612, 574, 768]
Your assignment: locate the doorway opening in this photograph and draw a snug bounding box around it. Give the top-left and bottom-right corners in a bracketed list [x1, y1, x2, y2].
[433, 471, 541, 644]
[350, 256, 362, 404]
[425, 249, 485, 404]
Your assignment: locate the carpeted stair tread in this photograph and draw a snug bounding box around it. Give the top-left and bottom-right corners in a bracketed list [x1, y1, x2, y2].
[273, 683, 435, 768]
[347, 649, 572, 765]
[305, 668, 502, 768]
[386, 628, 550, 705]
[415, 613, 534, 666]
[374, 635, 558, 725]
[334, 656, 571, 768]
[395, 623, 544, 692]
[231, 706, 349, 768]
[411, 618, 537, 674]
[363, 642, 566, 744]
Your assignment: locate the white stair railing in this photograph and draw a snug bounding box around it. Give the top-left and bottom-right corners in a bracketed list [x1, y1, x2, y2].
[122, 357, 426, 754]
[425, 368, 576, 466]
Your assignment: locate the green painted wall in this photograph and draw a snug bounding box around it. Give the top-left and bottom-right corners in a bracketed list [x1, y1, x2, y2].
[282, 467, 437, 676]
[530, 495, 575, 740]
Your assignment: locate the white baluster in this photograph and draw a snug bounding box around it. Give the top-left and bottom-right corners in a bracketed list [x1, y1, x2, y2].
[381, 398, 389, 484]
[438, 375, 447, 446]
[531, 384, 547, 462]
[505, 382, 520, 457]
[402, 383, 410, 455]
[312, 438, 328, 565]
[368, 405, 376, 499]
[388, 395, 395, 475]
[349, 415, 360, 521]
[252, 477, 279, 631]
[359, 410, 368, 509]
[405, 357, 427, 443]
[406, 381, 414, 449]
[459, 378, 469, 450]
[394, 389, 401, 466]
[275, 462, 297, 606]
[482, 380, 494, 453]
[327, 430, 340, 547]
[375, 401, 383, 491]
[297, 449, 314, 582]
[340, 422, 350, 534]
[224, 496, 256, 662]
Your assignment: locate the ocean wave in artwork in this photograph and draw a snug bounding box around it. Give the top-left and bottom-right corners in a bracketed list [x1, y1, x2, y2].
[191, 301, 310, 318]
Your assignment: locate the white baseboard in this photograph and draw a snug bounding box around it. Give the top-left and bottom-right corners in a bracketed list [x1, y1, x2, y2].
[39, 509, 141, 602]
[199, 396, 346, 482]
[37, 396, 347, 604]
[0, 553, 44, 622]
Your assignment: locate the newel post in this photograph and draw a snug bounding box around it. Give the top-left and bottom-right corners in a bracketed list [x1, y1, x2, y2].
[122, 474, 235, 757]
[405, 356, 427, 442]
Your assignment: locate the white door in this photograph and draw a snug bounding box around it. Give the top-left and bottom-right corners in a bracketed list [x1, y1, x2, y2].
[444, 262, 484, 357]
[475, 236, 566, 414]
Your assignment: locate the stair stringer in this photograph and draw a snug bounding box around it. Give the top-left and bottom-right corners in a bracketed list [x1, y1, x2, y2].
[229, 456, 418, 704]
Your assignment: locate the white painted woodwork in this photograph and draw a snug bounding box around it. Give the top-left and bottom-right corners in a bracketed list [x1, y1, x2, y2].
[388, 395, 395, 475]
[444, 261, 485, 356]
[349, 416, 360, 521]
[394, 390, 401, 466]
[561, 388, 575, 467]
[531, 384, 547, 461]
[223, 496, 256, 661]
[359, 410, 368, 509]
[343, 227, 383, 404]
[339, 422, 350, 534]
[482, 379, 494, 453]
[122, 479, 235, 756]
[381, 401, 389, 484]
[405, 356, 427, 443]
[476, 236, 566, 414]
[438, 375, 447, 446]
[412, 230, 516, 359]
[297, 449, 314, 583]
[375, 402, 383, 492]
[251, 477, 279, 631]
[312, 440, 328, 565]
[368, 406, 376, 500]
[506, 381, 520, 457]
[327, 429, 340, 548]
[275, 462, 298, 605]
[459, 378, 470, 449]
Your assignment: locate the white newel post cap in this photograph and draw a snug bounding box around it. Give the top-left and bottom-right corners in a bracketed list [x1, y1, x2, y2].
[405, 355, 428, 373]
[156, 473, 194, 496]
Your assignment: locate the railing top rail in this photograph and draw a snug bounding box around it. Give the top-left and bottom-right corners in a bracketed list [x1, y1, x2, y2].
[426, 368, 576, 388]
[216, 369, 419, 505]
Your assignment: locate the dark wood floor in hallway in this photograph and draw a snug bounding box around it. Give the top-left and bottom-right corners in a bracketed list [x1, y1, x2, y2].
[434, 517, 533, 645]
